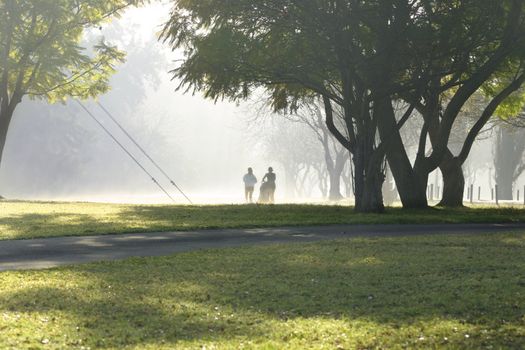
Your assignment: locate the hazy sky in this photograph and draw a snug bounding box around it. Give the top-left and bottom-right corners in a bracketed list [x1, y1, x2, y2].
[1, 1, 285, 204]
[109, 2, 282, 203]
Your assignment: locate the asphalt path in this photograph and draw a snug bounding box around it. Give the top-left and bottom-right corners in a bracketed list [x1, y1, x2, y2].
[1, 223, 525, 271]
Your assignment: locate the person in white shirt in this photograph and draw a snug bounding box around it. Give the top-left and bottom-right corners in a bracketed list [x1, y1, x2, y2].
[243, 167, 258, 203]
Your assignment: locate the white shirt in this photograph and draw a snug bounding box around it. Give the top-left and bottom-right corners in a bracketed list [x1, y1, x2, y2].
[243, 173, 257, 187]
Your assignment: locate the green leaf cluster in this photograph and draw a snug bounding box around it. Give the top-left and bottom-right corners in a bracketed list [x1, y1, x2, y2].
[0, 0, 142, 104]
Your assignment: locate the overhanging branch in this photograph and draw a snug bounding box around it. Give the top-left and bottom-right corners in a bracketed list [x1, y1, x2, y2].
[323, 94, 353, 152]
[458, 72, 525, 164]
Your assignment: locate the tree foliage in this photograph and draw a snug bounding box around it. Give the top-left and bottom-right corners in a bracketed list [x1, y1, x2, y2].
[0, 0, 141, 107]
[0, 0, 142, 184]
[162, 0, 525, 210]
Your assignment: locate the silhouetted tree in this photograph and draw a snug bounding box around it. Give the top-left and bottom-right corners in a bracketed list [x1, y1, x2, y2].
[162, 0, 525, 211]
[286, 99, 348, 200]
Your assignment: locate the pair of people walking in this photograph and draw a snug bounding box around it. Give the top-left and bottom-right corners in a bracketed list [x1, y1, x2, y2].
[243, 167, 276, 204]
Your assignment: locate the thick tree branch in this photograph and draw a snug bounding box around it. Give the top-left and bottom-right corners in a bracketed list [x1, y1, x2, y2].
[415, 117, 430, 166]
[323, 94, 353, 152]
[427, 0, 524, 170]
[373, 102, 416, 159]
[396, 102, 416, 130]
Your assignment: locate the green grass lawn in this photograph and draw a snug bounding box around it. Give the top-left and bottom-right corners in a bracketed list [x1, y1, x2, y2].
[1, 200, 525, 240]
[0, 232, 524, 349]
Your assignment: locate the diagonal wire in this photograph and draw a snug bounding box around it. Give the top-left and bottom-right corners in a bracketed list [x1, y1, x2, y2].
[96, 101, 193, 205]
[75, 100, 177, 204]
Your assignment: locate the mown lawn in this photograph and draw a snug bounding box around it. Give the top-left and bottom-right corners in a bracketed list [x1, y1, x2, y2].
[0, 232, 524, 349]
[1, 200, 525, 240]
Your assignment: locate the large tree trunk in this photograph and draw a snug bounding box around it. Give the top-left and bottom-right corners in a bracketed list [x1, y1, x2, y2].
[360, 162, 385, 213]
[352, 145, 366, 211]
[0, 108, 14, 199]
[353, 140, 385, 213]
[438, 154, 465, 207]
[427, 116, 466, 207]
[321, 94, 383, 211]
[0, 108, 14, 173]
[374, 97, 428, 208]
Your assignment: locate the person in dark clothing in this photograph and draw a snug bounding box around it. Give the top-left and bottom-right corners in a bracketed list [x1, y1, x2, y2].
[260, 167, 276, 204]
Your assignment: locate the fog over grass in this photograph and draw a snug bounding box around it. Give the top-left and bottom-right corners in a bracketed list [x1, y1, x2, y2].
[0, 2, 283, 205]
[0, 2, 522, 206]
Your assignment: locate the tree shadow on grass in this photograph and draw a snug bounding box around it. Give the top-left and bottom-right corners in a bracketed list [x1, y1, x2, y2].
[0, 204, 350, 240]
[115, 204, 525, 231]
[114, 204, 359, 230]
[0, 212, 115, 239]
[1, 285, 268, 348]
[0, 210, 178, 240]
[0, 233, 524, 348]
[3, 203, 525, 242]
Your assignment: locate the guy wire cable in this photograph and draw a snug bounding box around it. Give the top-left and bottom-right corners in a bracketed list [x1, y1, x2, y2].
[96, 101, 193, 205]
[75, 100, 177, 204]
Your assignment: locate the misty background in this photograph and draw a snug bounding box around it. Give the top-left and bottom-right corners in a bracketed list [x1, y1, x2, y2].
[0, 1, 524, 205]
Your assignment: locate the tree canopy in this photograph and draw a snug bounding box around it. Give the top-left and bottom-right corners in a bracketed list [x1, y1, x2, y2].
[163, 0, 525, 211]
[0, 0, 142, 105]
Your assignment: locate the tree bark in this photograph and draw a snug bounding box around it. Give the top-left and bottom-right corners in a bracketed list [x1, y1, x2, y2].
[359, 166, 385, 213]
[0, 107, 14, 198]
[432, 74, 525, 207]
[353, 140, 385, 213]
[0, 108, 14, 174]
[322, 94, 384, 212]
[374, 97, 428, 208]
[438, 155, 465, 207]
[421, 93, 466, 208]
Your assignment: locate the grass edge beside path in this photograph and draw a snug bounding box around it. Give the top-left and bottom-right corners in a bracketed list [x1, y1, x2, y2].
[1, 200, 525, 240]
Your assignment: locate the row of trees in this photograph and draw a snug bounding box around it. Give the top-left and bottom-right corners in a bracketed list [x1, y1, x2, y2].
[3, 1, 525, 206]
[252, 111, 350, 200]
[162, 0, 525, 212]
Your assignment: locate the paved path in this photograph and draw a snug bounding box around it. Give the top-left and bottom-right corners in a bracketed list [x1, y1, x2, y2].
[1, 223, 524, 271]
